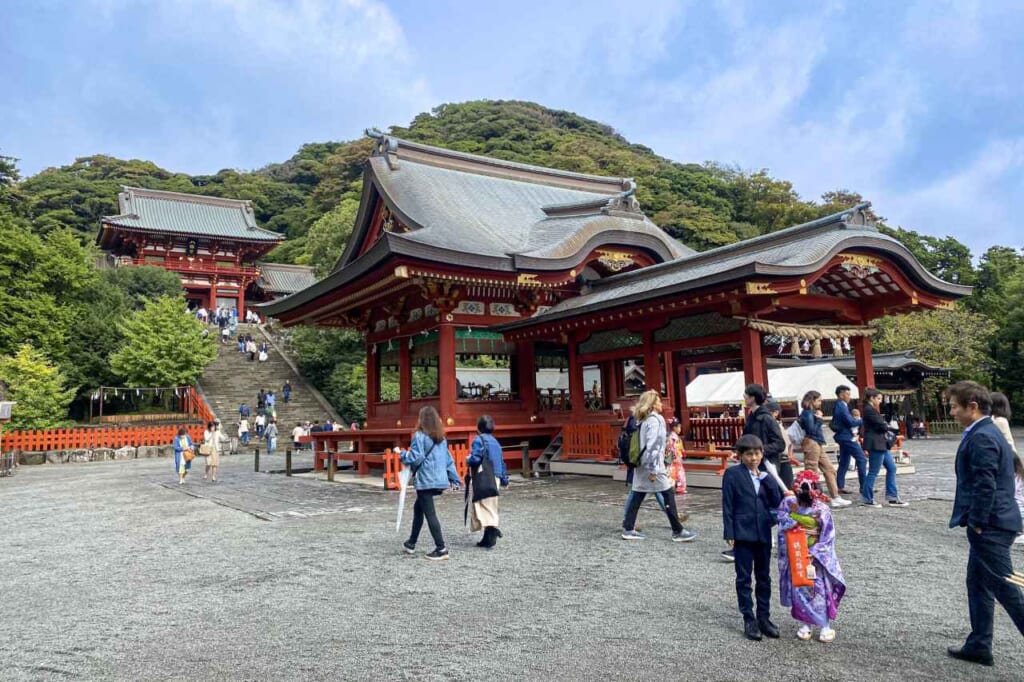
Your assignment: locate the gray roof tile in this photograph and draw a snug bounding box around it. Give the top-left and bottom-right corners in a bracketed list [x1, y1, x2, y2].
[256, 263, 318, 294]
[102, 187, 282, 242]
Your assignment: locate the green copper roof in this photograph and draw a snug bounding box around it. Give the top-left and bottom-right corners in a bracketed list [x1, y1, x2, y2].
[101, 187, 282, 242]
[255, 263, 317, 294]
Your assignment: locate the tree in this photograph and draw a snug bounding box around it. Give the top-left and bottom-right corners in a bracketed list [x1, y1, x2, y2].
[0, 344, 76, 429]
[304, 194, 359, 276]
[873, 307, 996, 383]
[878, 226, 976, 285]
[989, 267, 1024, 406]
[109, 296, 217, 386]
[0, 208, 95, 363]
[101, 265, 184, 310]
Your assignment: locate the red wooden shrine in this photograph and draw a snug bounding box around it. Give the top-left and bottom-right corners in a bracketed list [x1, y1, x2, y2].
[262, 134, 971, 465]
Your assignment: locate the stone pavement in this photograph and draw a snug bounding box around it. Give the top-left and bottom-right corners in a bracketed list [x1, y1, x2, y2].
[1, 436, 1022, 681]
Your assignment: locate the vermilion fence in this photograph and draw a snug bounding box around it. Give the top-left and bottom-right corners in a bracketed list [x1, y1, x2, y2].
[1, 386, 214, 452]
[688, 417, 745, 448]
[562, 423, 619, 460]
[1, 424, 206, 451]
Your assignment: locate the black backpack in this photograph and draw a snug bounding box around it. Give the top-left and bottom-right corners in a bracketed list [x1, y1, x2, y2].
[618, 418, 638, 465]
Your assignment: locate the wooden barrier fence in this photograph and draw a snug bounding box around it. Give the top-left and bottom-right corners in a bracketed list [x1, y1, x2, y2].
[561, 423, 619, 460]
[1, 423, 205, 451]
[688, 417, 745, 448]
[2, 386, 214, 452]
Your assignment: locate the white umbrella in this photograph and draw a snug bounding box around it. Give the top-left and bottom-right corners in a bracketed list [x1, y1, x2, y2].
[395, 465, 412, 532]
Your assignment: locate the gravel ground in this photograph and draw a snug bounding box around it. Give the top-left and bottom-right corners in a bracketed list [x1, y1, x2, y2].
[2, 437, 1023, 681]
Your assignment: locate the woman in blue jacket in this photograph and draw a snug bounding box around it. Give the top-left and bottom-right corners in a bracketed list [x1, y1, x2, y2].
[400, 406, 461, 561]
[467, 415, 509, 549]
[173, 427, 195, 485]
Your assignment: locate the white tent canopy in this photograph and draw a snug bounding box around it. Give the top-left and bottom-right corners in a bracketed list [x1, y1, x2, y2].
[685, 364, 859, 407]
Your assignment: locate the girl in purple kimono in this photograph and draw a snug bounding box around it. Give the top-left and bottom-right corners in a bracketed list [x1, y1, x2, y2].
[777, 470, 846, 642]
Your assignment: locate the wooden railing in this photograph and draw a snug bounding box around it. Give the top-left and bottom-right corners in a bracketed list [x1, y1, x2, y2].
[688, 417, 745, 448]
[2, 386, 215, 452]
[1, 424, 205, 451]
[562, 423, 619, 460]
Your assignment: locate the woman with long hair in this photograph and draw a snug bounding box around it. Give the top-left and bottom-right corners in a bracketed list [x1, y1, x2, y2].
[400, 406, 461, 560]
[621, 389, 697, 542]
[990, 392, 1017, 454]
[798, 391, 847, 507]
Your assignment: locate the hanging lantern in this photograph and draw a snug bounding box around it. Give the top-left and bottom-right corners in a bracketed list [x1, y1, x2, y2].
[812, 339, 823, 358]
[790, 338, 801, 356]
[832, 338, 844, 357]
[843, 337, 851, 352]
[801, 339, 811, 353]
[777, 337, 786, 354]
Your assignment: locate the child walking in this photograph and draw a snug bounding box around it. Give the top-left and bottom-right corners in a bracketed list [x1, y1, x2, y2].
[667, 418, 687, 494]
[401, 406, 461, 561]
[777, 470, 846, 642]
[722, 434, 785, 640]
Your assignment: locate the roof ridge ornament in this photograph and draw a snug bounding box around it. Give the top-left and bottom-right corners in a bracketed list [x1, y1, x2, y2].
[839, 202, 875, 229]
[367, 128, 399, 170]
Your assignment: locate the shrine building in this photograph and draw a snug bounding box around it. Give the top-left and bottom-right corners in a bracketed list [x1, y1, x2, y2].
[98, 187, 313, 313]
[261, 132, 971, 475]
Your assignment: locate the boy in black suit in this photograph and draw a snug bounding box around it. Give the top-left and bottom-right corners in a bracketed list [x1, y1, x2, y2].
[722, 434, 786, 641]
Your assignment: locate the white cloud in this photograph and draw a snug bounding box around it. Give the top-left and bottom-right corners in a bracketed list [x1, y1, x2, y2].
[878, 138, 1024, 251]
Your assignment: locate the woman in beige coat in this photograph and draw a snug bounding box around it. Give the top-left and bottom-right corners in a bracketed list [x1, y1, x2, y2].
[204, 420, 229, 482]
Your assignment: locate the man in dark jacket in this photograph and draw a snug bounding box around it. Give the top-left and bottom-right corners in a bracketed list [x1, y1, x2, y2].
[946, 381, 1024, 667]
[742, 384, 786, 475]
[860, 388, 907, 507]
[833, 385, 865, 493]
[722, 434, 786, 641]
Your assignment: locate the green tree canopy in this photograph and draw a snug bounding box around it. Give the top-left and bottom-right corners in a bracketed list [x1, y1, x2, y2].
[874, 307, 997, 383]
[0, 344, 76, 429]
[109, 296, 217, 387]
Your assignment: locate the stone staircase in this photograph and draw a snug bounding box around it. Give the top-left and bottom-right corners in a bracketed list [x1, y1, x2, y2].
[198, 324, 339, 433]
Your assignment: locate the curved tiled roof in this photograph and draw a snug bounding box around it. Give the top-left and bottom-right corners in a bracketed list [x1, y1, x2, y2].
[101, 187, 282, 242]
[497, 204, 972, 329]
[255, 263, 317, 295]
[337, 135, 690, 272]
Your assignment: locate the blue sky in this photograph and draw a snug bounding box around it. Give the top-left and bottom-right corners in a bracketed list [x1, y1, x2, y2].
[3, 0, 1022, 255]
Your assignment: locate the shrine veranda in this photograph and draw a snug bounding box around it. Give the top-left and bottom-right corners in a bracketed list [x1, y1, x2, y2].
[261, 134, 969, 468]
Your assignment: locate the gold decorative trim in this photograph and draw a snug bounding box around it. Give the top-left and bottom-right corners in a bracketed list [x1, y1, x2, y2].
[935, 299, 955, 311]
[839, 253, 882, 269]
[745, 281, 778, 295]
[517, 273, 541, 286]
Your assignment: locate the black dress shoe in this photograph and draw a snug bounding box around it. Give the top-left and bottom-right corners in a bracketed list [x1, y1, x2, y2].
[947, 646, 993, 666]
[743, 619, 763, 641]
[758, 619, 780, 638]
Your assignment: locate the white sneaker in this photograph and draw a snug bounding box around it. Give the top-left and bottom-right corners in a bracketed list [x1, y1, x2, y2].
[796, 625, 812, 641]
[819, 626, 836, 642]
[831, 496, 852, 508]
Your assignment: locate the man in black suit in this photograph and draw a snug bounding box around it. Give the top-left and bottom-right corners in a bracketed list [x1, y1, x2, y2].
[722, 434, 786, 641]
[946, 381, 1024, 667]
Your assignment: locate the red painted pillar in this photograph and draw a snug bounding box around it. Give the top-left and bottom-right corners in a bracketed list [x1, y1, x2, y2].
[643, 329, 663, 394]
[516, 340, 537, 415]
[366, 344, 378, 422]
[676, 360, 691, 435]
[567, 332, 584, 419]
[852, 335, 875, 390]
[208, 283, 217, 310]
[662, 351, 675, 419]
[236, 288, 246, 318]
[438, 324, 456, 424]
[740, 326, 768, 389]
[398, 336, 411, 420]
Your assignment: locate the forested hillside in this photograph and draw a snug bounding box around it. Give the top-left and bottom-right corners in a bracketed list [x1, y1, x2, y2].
[2, 100, 1023, 424]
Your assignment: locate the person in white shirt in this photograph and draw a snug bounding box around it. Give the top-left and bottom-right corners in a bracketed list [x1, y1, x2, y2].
[292, 423, 306, 450]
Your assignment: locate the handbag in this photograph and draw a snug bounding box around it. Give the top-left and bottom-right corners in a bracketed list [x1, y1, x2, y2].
[884, 429, 898, 450]
[199, 442, 214, 456]
[183, 448, 196, 462]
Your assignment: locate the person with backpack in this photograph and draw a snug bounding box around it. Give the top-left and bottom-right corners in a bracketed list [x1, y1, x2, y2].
[466, 415, 509, 549]
[619, 405, 667, 528]
[797, 391, 848, 507]
[621, 390, 697, 542]
[401, 406, 461, 561]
